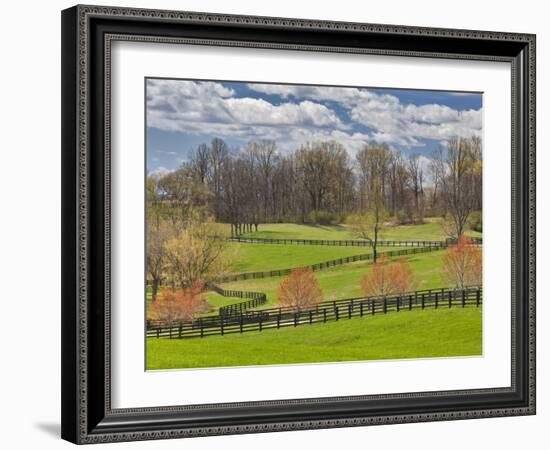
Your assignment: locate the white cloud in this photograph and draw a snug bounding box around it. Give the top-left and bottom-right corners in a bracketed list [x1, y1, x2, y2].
[350, 95, 482, 145]
[147, 79, 346, 136]
[224, 98, 344, 128]
[248, 83, 482, 147]
[246, 83, 378, 107]
[147, 79, 482, 160]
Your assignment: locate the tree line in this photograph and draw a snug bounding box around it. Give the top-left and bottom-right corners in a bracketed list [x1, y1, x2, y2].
[148, 136, 482, 238]
[146, 136, 482, 297]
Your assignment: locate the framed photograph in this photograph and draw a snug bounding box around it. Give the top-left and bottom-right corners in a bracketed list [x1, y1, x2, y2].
[61, 4, 536, 444]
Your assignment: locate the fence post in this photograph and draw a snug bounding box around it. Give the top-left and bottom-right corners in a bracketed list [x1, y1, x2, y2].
[240, 316, 243, 333]
[259, 316, 263, 332]
[348, 304, 352, 319]
[396, 296, 400, 312]
[277, 314, 281, 329]
[383, 298, 387, 314]
[178, 324, 182, 339]
[360, 302, 364, 317]
[220, 317, 224, 336]
[409, 295, 413, 311]
[421, 293, 425, 309]
[435, 292, 438, 309]
[309, 311, 313, 324]
[294, 312, 298, 327]
[476, 289, 481, 307]
[335, 306, 339, 321]
[448, 291, 452, 308]
[371, 300, 375, 315]
[462, 290, 466, 308]
[156, 328, 160, 338]
[323, 308, 327, 323]
[200, 322, 204, 338]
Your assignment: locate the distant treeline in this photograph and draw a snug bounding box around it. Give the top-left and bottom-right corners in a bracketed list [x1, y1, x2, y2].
[147, 137, 482, 237]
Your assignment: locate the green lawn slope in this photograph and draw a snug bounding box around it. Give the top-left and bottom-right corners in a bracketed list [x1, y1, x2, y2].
[147, 306, 482, 370]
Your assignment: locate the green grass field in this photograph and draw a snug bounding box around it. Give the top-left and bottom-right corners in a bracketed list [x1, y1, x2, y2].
[228, 242, 378, 273]
[148, 244, 450, 313]
[147, 220, 482, 370]
[146, 307, 482, 370]
[239, 218, 481, 241]
[213, 250, 447, 309]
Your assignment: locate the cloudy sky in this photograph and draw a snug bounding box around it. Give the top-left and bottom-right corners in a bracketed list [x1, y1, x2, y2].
[146, 78, 482, 176]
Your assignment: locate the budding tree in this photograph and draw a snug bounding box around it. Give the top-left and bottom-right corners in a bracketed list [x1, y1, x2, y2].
[360, 256, 417, 297]
[277, 268, 323, 311]
[164, 218, 230, 289]
[148, 284, 210, 326]
[146, 218, 173, 302]
[346, 177, 387, 262]
[442, 235, 482, 288]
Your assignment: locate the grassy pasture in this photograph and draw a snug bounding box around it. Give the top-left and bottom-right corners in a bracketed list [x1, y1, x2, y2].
[239, 217, 481, 241]
[147, 246, 449, 312]
[146, 219, 482, 369]
[227, 242, 377, 273]
[146, 306, 482, 370]
[213, 250, 447, 309]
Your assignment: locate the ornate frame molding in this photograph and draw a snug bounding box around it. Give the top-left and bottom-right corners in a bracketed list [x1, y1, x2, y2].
[61, 4, 536, 444]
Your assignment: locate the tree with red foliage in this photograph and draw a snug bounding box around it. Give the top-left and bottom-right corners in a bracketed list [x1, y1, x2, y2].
[360, 255, 417, 297]
[442, 235, 482, 288]
[277, 268, 323, 311]
[148, 283, 211, 326]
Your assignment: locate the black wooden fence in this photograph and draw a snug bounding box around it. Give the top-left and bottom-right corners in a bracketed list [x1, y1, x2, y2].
[217, 245, 444, 283]
[230, 236, 482, 247]
[208, 284, 268, 316]
[146, 286, 482, 339]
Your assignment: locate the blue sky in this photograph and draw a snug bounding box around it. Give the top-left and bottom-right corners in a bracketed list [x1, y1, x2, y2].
[146, 78, 482, 176]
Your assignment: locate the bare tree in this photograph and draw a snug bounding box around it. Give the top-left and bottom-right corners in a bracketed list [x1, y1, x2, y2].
[295, 141, 354, 222]
[356, 146, 369, 213]
[346, 177, 387, 262]
[249, 140, 278, 222]
[407, 154, 424, 221]
[431, 137, 481, 238]
[208, 137, 229, 217]
[190, 143, 209, 184]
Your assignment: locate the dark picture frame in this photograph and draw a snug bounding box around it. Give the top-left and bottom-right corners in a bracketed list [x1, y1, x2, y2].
[61, 4, 536, 444]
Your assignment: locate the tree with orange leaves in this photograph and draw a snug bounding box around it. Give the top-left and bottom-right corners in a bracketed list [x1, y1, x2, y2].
[148, 283, 211, 326]
[360, 255, 417, 298]
[442, 235, 482, 288]
[277, 268, 323, 311]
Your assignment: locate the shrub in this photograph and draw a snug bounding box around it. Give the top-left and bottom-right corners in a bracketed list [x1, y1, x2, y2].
[148, 283, 210, 325]
[395, 209, 410, 225]
[360, 256, 417, 297]
[306, 209, 340, 225]
[277, 268, 323, 311]
[468, 211, 483, 233]
[442, 235, 482, 288]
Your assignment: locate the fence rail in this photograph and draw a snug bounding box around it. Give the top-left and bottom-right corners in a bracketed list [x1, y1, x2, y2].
[208, 284, 268, 316]
[147, 286, 482, 339]
[217, 245, 444, 283]
[230, 236, 482, 247]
